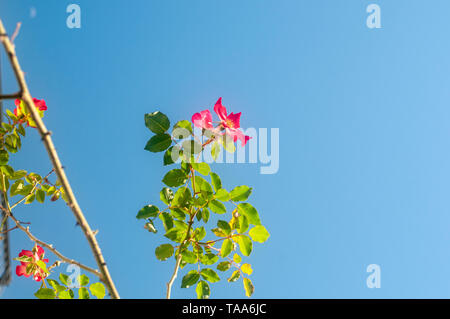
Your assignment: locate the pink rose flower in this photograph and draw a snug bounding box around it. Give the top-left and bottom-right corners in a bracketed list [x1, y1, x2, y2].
[15, 245, 49, 282]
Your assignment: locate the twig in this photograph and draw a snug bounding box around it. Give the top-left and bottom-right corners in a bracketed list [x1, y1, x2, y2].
[10, 22, 21, 43]
[0, 92, 21, 100]
[0, 204, 101, 277]
[0, 19, 119, 298]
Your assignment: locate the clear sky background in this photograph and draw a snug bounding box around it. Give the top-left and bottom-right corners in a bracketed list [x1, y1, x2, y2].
[2, 0, 450, 298]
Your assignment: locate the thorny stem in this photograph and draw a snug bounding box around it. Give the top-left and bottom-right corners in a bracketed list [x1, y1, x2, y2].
[0, 20, 119, 298]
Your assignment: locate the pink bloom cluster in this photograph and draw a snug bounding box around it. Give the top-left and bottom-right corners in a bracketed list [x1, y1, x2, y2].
[16, 245, 49, 282]
[14, 98, 47, 128]
[192, 97, 251, 146]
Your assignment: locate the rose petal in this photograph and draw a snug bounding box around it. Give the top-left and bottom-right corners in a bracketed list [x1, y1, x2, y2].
[192, 110, 213, 129]
[226, 112, 241, 128]
[213, 97, 227, 121]
[15, 265, 30, 277]
[226, 128, 252, 146]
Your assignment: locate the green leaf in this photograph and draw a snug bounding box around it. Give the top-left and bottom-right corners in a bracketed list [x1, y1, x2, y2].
[194, 176, 214, 199]
[36, 261, 48, 274]
[17, 124, 26, 136]
[211, 142, 221, 161]
[174, 220, 188, 230]
[217, 261, 231, 272]
[10, 180, 24, 196]
[173, 120, 193, 138]
[11, 170, 27, 180]
[237, 203, 261, 225]
[0, 150, 9, 165]
[144, 133, 172, 152]
[36, 189, 45, 203]
[201, 208, 210, 223]
[2, 122, 12, 132]
[233, 253, 242, 264]
[237, 215, 249, 233]
[220, 238, 233, 258]
[24, 193, 35, 205]
[227, 270, 240, 282]
[34, 288, 56, 299]
[164, 227, 186, 243]
[162, 169, 188, 187]
[136, 205, 159, 219]
[6, 109, 16, 121]
[164, 146, 181, 165]
[193, 196, 206, 207]
[200, 253, 219, 265]
[249, 225, 270, 243]
[209, 200, 226, 214]
[14, 255, 32, 263]
[89, 282, 106, 299]
[160, 187, 174, 205]
[191, 162, 210, 176]
[172, 187, 192, 208]
[171, 208, 186, 220]
[18, 184, 33, 196]
[230, 186, 252, 201]
[58, 289, 74, 299]
[200, 268, 220, 283]
[211, 228, 227, 237]
[181, 250, 197, 264]
[237, 235, 253, 256]
[159, 212, 174, 231]
[47, 279, 66, 293]
[145, 111, 170, 134]
[215, 188, 230, 201]
[194, 226, 206, 241]
[181, 270, 200, 288]
[219, 135, 236, 153]
[243, 278, 254, 297]
[78, 274, 89, 286]
[196, 209, 203, 221]
[59, 273, 70, 286]
[155, 244, 174, 261]
[45, 185, 56, 196]
[0, 165, 14, 178]
[217, 220, 232, 235]
[210, 172, 222, 191]
[195, 280, 210, 299]
[241, 263, 253, 275]
[78, 287, 90, 299]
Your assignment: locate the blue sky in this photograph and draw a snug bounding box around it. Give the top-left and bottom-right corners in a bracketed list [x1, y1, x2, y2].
[2, 0, 450, 298]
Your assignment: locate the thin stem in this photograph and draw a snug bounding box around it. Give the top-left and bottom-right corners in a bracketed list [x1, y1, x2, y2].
[0, 20, 119, 298]
[166, 173, 198, 299]
[165, 253, 182, 299]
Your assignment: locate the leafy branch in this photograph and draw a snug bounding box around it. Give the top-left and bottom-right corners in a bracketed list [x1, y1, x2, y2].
[0, 19, 119, 298]
[138, 100, 269, 299]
